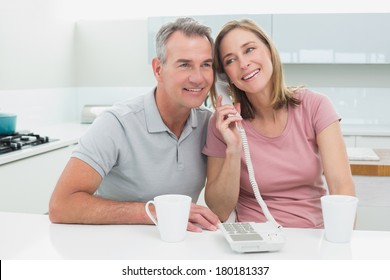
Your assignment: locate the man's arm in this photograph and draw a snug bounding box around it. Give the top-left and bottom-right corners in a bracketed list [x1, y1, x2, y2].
[49, 157, 219, 231]
[49, 157, 152, 225]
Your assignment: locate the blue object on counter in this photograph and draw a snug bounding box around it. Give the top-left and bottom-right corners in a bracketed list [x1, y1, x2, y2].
[0, 113, 17, 135]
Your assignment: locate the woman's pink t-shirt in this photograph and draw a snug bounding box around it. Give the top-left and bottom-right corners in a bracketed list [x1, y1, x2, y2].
[202, 89, 340, 228]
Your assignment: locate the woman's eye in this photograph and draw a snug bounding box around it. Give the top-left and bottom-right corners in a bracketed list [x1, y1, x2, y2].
[225, 58, 235, 65]
[245, 47, 255, 54]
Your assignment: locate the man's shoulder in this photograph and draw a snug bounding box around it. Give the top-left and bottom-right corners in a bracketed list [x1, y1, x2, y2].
[195, 105, 213, 117]
[193, 105, 213, 125]
[110, 94, 147, 118]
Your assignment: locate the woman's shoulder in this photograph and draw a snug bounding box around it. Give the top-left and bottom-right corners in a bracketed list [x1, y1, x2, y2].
[294, 87, 330, 104]
[294, 87, 322, 97]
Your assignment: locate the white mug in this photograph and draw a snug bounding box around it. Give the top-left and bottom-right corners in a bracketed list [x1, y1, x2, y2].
[145, 194, 191, 242]
[321, 195, 359, 243]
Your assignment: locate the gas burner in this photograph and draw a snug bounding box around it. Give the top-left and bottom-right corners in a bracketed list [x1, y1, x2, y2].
[0, 132, 52, 155]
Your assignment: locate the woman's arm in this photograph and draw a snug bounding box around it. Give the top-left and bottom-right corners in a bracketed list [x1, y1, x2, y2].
[205, 96, 243, 221]
[317, 121, 355, 196]
[205, 154, 241, 222]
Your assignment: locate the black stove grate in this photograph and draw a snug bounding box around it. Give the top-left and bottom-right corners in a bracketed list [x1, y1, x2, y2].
[0, 132, 50, 155]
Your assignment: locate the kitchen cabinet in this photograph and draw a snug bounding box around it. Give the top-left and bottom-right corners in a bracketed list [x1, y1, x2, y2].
[147, 14, 272, 63]
[354, 175, 390, 231]
[350, 149, 390, 176]
[272, 13, 390, 64]
[0, 145, 75, 214]
[0, 122, 88, 214]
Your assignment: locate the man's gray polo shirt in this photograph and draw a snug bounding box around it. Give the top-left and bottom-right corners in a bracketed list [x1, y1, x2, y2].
[72, 89, 212, 203]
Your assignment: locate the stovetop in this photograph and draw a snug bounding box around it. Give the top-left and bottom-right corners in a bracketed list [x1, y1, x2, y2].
[0, 131, 55, 155]
[0, 122, 87, 166]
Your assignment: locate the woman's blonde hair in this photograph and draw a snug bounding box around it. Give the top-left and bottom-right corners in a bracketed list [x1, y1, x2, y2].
[211, 19, 301, 119]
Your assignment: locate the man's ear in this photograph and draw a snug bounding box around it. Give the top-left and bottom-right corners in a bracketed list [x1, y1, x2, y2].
[152, 57, 162, 81]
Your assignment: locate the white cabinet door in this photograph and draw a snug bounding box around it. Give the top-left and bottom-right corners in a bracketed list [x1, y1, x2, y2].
[273, 13, 390, 64]
[354, 175, 390, 231]
[355, 136, 390, 148]
[343, 136, 356, 147]
[147, 15, 272, 63]
[0, 145, 75, 214]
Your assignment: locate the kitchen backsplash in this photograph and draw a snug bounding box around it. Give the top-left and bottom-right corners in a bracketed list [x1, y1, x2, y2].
[0, 87, 151, 130]
[1, 87, 389, 132]
[0, 88, 78, 130]
[313, 87, 390, 125]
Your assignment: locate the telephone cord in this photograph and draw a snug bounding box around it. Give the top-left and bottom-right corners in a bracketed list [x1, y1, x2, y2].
[238, 126, 283, 229]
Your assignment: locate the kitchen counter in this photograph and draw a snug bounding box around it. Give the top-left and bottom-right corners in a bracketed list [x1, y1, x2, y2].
[1, 212, 389, 260]
[0, 122, 90, 165]
[1, 121, 388, 166]
[350, 149, 390, 176]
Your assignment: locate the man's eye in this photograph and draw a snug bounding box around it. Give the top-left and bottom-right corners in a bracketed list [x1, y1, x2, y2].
[179, 63, 189, 68]
[202, 62, 212, 68]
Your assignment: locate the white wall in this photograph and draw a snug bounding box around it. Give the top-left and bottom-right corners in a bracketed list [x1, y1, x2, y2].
[0, 0, 75, 89]
[2, 0, 390, 90]
[0, 88, 78, 129]
[1, 0, 390, 128]
[49, 0, 390, 20]
[72, 19, 390, 89]
[75, 20, 154, 87]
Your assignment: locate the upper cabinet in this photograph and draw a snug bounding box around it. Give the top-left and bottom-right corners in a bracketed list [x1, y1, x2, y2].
[272, 13, 390, 64]
[147, 14, 272, 63]
[147, 13, 390, 65]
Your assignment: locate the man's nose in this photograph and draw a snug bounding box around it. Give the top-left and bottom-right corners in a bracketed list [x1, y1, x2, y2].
[188, 68, 204, 84]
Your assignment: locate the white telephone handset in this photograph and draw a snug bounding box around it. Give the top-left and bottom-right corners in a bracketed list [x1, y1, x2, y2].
[215, 74, 285, 253]
[215, 74, 233, 106]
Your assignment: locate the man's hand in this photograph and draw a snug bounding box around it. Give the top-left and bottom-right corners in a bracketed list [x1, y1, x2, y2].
[187, 203, 219, 232]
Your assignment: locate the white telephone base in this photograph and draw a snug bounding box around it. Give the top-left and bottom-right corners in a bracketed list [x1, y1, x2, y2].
[219, 221, 285, 253]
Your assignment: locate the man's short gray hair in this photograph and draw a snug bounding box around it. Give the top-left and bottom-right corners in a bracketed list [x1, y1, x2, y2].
[155, 17, 213, 64]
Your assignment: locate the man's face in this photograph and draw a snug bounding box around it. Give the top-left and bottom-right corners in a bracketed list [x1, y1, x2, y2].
[156, 31, 214, 110]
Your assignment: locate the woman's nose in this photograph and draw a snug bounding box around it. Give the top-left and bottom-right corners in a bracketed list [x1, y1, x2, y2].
[240, 60, 250, 69]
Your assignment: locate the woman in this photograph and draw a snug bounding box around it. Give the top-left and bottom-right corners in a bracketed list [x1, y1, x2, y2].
[202, 19, 355, 228]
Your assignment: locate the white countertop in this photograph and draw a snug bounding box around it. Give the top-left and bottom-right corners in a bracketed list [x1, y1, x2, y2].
[1, 212, 389, 260]
[0, 122, 90, 165]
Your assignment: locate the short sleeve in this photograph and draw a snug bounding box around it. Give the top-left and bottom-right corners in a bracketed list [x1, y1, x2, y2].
[202, 113, 227, 158]
[302, 89, 340, 135]
[72, 111, 124, 177]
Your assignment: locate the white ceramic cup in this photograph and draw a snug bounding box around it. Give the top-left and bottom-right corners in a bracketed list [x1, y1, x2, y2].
[145, 194, 192, 242]
[321, 195, 359, 243]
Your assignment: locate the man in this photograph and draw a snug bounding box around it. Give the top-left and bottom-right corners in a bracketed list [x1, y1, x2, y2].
[49, 18, 218, 232]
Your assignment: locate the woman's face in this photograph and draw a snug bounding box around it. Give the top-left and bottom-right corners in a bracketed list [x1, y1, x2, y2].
[219, 28, 273, 95]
